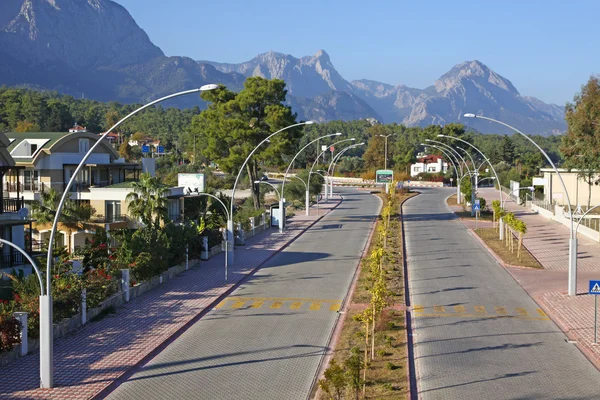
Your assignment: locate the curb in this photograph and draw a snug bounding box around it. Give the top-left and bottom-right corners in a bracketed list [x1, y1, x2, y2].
[402, 193, 420, 400]
[309, 193, 383, 399]
[94, 198, 343, 400]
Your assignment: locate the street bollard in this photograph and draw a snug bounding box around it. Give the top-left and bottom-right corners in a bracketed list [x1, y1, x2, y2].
[201, 236, 209, 260]
[81, 288, 87, 325]
[13, 312, 28, 356]
[121, 269, 130, 302]
[250, 217, 255, 237]
[185, 245, 189, 270]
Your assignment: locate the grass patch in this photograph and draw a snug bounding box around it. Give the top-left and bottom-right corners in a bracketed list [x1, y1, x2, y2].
[473, 228, 543, 269]
[318, 191, 415, 400]
[447, 194, 494, 221]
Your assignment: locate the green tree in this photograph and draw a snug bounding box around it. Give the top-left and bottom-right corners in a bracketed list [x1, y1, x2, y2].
[119, 142, 133, 160]
[15, 120, 40, 132]
[125, 172, 169, 226]
[318, 359, 347, 400]
[501, 136, 515, 164]
[561, 76, 600, 208]
[190, 77, 300, 208]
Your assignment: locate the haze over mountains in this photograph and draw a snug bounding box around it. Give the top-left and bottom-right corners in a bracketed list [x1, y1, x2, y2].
[0, 0, 566, 135]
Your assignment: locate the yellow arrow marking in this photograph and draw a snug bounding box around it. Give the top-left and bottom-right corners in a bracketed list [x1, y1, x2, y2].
[271, 301, 283, 309]
[310, 302, 321, 311]
[290, 302, 302, 310]
[250, 301, 264, 308]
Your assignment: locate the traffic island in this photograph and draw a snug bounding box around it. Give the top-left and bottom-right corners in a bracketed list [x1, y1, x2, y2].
[315, 189, 415, 399]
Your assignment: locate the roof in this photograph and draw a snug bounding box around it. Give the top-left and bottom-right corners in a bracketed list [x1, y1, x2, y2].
[5, 132, 118, 164]
[417, 154, 444, 163]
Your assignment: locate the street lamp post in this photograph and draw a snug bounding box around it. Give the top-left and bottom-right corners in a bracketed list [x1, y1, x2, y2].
[255, 180, 281, 200]
[191, 193, 230, 280]
[279, 133, 342, 232]
[327, 143, 365, 197]
[42, 84, 219, 388]
[465, 113, 578, 295]
[308, 138, 356, 205]
[229, 121, 314, 263]
[289, 175, 310, 216]
[425, 139, 471, 203]
[422, 143, 464, 202]
[377, 134, 393, 170]
[499, 186, 534, 240]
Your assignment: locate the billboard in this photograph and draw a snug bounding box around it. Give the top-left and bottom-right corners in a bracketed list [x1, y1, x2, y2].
[178, 173, 205, 194]
[376, 169, 393, 184]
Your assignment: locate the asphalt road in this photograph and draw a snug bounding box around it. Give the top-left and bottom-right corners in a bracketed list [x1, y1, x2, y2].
[405, 188, 600, 400]
[105, 187, 381, 400]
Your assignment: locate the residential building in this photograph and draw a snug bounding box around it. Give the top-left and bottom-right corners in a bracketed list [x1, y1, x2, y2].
[0, 133, 35, 276]
[538, 168, 600, 208]
[410, 155, 448, 177]
[68, 124, 87, 133]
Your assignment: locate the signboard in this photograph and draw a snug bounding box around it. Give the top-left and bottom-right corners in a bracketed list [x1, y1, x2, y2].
[321, 145, 327, 151]
[330, 146, 335, 152]
[589, 280, 600, 295]
[178, 173, 205, 194]
[376, 169, 393, 184]
[532, 177, 546, 186]
[473, 199, 481, 211]
[141, 145, 150, 154]
[157, 145, 165, 154]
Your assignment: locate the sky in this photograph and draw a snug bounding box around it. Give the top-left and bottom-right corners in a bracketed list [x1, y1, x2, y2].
[114, 0, 599, 105]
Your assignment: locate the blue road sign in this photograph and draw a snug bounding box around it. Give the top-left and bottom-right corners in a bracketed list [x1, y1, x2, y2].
[141, 145, 150, 153]
[158, 145, 165, 154]
[473, 199, 481, 211]
[589, 280, 600, 295]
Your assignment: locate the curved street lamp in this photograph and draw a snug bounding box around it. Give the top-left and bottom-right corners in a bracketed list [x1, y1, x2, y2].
[308, 138, 355, 202]
[229, 121, 314, 263]
[255, 180, 281, 201]
[464, 113, 577, 296]
[329, 143, 366, 196]
[41, 84, 218, 388]
[377, 133, 394, 170]
[422, 143, 464, 201]
[279, 133, 342, 232]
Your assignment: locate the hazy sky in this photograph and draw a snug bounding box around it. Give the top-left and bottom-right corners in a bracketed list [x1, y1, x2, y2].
[114, 0, 599, 105]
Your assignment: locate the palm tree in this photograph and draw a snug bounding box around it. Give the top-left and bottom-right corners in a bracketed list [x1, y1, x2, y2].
[126, 173, 169, 227]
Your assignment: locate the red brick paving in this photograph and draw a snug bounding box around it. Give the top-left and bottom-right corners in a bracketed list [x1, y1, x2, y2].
[0, 199, 340, 400]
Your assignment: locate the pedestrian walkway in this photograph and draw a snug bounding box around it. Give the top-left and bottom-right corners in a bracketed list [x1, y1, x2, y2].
[474, 188, 600, 369]
[0, 198, 341, 400]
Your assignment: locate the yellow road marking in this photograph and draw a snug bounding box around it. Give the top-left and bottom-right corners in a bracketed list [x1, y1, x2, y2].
[290, 301, 302, 310]
[516, 308, 529, 316]
[231, 301, 245, 309]
[330, 303, 341, 312]
[536, 308, 547, 317]
[271, 301, 283, 309]
[495, 307, 508, 315]
[454, 305, 466, 313]
[250, 301, 264, 308]
[310, 302, 322, 311]
[433, 305, 445, 313]
[227, 296, 340, 303]
[414, 305, 424, 313]
[415, 313, 550, 321]
[474, 306, 487, 314]
[215, 300, 227, 309]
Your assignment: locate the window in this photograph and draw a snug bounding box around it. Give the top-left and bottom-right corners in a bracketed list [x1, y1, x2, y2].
[428, 166, 436, 172]
[105, 201, 121, 222]
[23, 170, 39, 191]
[30, 144, 38, 155]
[79, 139, 89, 153]
[414, 167, 421, 173]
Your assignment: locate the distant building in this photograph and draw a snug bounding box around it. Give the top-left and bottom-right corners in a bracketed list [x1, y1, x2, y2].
[410, 154, 448, 177]
[68, 124, 87, 133]
[99, 132, 120, 144]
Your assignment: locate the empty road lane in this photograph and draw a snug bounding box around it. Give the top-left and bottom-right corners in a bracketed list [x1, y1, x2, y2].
[105, 188, 380, 400]
[405, 188, 600, 400]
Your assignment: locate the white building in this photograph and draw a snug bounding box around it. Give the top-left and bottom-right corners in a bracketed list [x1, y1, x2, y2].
[410, 155, 448, 177]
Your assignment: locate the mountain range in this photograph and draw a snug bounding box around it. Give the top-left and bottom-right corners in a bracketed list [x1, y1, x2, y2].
[0, 0, 566, 135]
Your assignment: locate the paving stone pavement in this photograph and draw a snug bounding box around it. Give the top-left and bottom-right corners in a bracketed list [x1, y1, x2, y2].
[0, 199, 340, 400]
[475, 187, 600, 370]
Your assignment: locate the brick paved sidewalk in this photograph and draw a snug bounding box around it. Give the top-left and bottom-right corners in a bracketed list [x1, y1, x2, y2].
[0, 198, 341, 400]
[475, 188, 600, 369]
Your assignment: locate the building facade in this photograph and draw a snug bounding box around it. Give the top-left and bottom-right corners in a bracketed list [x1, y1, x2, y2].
[410, 155, 448, 177]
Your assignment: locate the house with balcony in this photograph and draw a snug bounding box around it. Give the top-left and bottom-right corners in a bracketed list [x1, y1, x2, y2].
[410, 154, 448, 177]
[0, 133, 35, 276]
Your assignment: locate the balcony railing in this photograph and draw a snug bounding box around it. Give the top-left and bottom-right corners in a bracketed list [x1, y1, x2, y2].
[90, 214, 128, 223]
[1, 197, 24, 214]
[5, 181, 52, 193]
[0, 251, 26, 270]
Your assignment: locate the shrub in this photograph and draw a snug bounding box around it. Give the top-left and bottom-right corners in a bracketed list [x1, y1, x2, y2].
[0, 306, 21, 353]
[385, 361, 399, 370]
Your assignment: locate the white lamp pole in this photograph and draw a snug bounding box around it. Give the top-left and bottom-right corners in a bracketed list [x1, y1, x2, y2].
[465, 113, 577, 296]
[279, 133, 342, 232]
[377, 134, 393, 170]
[288, 175, 310, 216]
[255, 180, 281, 201]
[327, 143, 365, 197]
[42, 84, 219, 388]
[422, 143, 465, 202]
[229, 121, 314, 264]
[425, 139, 471, 203]
[192, 193, 230, 280]
[308, 138, 355, 204]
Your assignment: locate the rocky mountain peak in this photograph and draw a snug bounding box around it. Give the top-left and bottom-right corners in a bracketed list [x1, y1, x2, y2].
[435, 60, 519, 94]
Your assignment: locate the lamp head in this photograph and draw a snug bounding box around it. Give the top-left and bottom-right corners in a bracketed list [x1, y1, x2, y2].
[350, 138, 356, 141]
[425, 139, 432, 142]
[335, 132, 342, 136]
[358, 142, 365, 145]
[463, 113, 476, 118]
[253, 181, 260, 184]
[437, 134, 445, 137]
[200, 84, 219, 91]
[304, 120, 315, 125]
